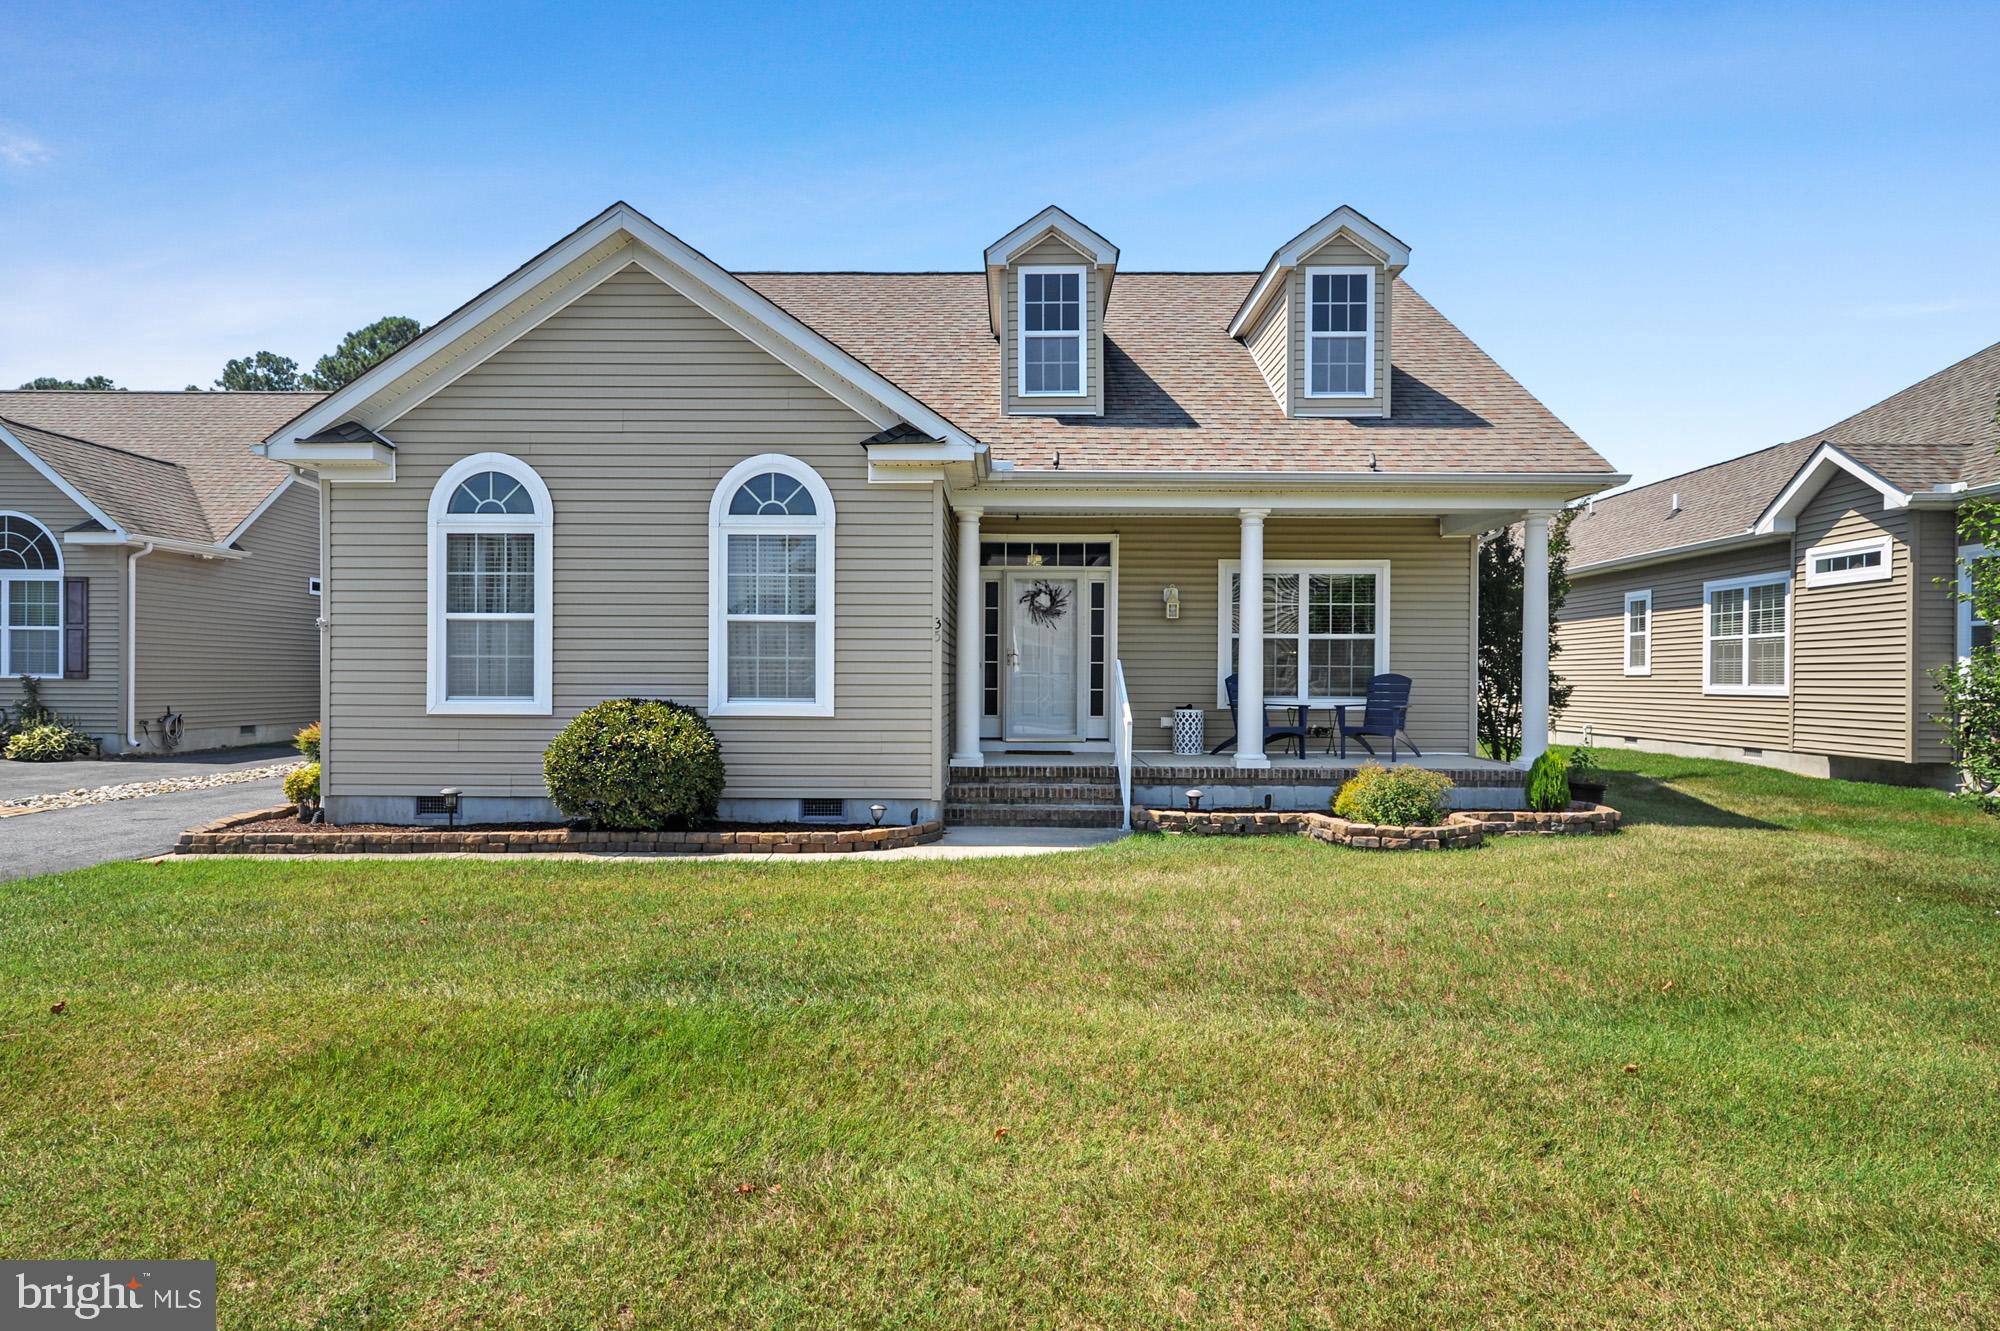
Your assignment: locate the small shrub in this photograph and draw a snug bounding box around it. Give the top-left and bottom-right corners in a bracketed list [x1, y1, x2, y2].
[4, 721, 94, 762]
[294, 721, 321, 762]
[543, 698, 725, 831]
[284, 761, 321, 810]
[1333, 763, 1455, 826]
[1525, 748, 1572, 812]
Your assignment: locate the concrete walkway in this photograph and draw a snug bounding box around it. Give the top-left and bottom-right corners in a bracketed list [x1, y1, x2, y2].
[157, 824, 1128, 867]
[0, 743, 297, 802]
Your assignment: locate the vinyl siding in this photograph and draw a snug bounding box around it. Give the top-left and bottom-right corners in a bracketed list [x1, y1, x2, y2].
[1289, 235, 1391, 418]
[1001, 234, 1104, 417]
[1910, 506, 1959, 761]
[133, 482, 321, 738]
[1559, 542, 1797, 752]
[1789, 473, 1912, 762]
[1245, 292, 1288, 411]
[990, 516, 1475, 752]
[0, 446, 124, 738]
[324, 261, 942, 807]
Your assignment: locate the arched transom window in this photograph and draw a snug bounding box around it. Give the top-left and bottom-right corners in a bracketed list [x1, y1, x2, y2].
[708, 455, 835, 716]
[0, 513, 62, 679]
[427, 455, 553, 714]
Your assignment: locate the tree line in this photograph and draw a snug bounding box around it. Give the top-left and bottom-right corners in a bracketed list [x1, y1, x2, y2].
[18, 315, 424, 393]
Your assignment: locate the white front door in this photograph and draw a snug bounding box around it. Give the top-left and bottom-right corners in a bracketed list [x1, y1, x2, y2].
[1005, 572, 1082, 738]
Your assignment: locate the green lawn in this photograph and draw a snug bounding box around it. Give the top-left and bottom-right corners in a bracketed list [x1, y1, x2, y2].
[3, 752, 1998, 1329]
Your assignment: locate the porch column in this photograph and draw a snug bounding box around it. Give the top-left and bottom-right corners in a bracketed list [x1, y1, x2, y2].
[951, 506, 985, 767]
[1236, 508, 1271, 769]
[1520, 509, 1553, 767]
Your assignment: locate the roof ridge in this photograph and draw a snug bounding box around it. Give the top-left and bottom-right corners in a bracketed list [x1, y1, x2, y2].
[738, 270, 1263, 277]
[0, 415, 191, 470]
[1588, 437, 1810, 508]
[1775, 336, 2000, 454]
[0, 389, 325, 396]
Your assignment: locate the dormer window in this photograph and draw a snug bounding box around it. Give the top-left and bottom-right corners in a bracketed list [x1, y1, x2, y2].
[1018, 266, 1086, 396]
[1306, 267, 1373, 397]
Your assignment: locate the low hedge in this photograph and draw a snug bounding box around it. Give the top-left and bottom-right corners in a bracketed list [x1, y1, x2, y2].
[1333, 763, 1455, 827]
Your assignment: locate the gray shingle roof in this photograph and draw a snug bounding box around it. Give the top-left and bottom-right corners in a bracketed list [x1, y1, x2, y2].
[740, 272, 1614, 476]
[0, 418, 212, 543]
[1569, 340, 2000, 571]
[0, 391, 324, 543]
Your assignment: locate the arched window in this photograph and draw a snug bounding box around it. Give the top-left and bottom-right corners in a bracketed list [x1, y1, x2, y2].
[0, 513, 63, 680]
[427, 454, 553, 714]
[709, 455, 835, 716]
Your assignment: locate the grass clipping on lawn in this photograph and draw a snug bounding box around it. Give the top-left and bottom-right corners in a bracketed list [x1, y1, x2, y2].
[2, 749, 1998, 1328]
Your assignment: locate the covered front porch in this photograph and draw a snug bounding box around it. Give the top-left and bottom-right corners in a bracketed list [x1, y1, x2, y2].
[939, 487, 1567, 826]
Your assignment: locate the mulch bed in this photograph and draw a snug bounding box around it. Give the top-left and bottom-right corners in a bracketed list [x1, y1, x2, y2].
[175, 807, 946, 857]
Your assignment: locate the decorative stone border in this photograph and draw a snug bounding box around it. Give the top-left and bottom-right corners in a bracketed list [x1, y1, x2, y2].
[1132, 802, 1620, 850]
[175, 807, 947, 856]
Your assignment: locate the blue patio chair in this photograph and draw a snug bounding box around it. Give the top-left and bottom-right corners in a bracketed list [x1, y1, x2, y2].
[1333, 673, 1420, 761]
[1209, 672, 1311, 758]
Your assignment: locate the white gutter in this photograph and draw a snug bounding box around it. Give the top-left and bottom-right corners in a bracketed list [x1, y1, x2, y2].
[979, 468, 1629, 489]
[125, 542, 155, 750]
[65, 530, 248, 560]
[1569, 528, 1789, 578]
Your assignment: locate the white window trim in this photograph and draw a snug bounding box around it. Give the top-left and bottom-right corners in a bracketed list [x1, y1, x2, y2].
[1960, 543, 1992, 663]
[0, 510, 63, 682]
[1805, 534, 1893, 588]
[1623, 589, 1653, 676]
[1215, 560, 1391, 707]
[708, 453, 836, 718]
[1702, 571, 1791, 697]
[425, 453, 554, 716]
[1302, 264, 1375, 399]
[1015, 264, 1088, 399]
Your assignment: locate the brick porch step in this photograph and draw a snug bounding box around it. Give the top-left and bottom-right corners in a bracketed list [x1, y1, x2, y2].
[944, 781, 1121, 805]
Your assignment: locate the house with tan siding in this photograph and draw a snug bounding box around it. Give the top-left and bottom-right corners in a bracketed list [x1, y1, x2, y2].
[260, 202, 1623, 826]
[1557, 342, 2000, 785]
[0, 391, 325, 754]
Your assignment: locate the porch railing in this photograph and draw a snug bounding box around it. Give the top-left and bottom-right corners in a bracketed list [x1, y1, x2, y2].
[1112, 658, 1133, 831]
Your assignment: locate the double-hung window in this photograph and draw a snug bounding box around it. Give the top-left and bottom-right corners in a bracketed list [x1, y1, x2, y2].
[426, 454, 553, 715]
[1704, 572, 1789, 695]
[709, 455, 835, 717]
[1220, 562, 1388, 704]
[0, 514, 62, 679]
[1017, 266, 1085, 396]
[1961, 544, 1994, 660]
[1305, 266, 1373, 398]
[1623, 590, 1652, 676]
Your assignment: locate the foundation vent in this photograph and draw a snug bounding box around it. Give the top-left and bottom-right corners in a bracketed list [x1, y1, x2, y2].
[414, 795, 451, 817]
[800, 798, 845, 822]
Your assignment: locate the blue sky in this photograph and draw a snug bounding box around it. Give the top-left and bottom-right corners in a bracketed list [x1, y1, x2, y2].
[1, 0, 1994, 488]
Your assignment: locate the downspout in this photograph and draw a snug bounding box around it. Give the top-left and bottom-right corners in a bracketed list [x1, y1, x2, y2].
[125, 542, 155, 750]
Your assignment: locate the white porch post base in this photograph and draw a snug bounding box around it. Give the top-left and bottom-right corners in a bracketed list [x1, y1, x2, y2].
[1519, 509, 1553, 769]
[1236, 508, 1271, 770]
[950, 506, 986, 767]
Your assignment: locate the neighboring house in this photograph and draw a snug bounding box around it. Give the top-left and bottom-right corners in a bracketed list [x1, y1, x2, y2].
[0, 391, 325, 754]
[260, 202, 1622, 826]
[1558, 342, 2000, 785]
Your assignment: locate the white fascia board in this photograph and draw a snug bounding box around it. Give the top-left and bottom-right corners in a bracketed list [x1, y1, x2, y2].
[0, 422, 128, 539]
[62, 529, 248, 560]
[977, 467, 1625, 489]
[263, 203, 977, 456]
[1228, 206, 1414, 339]
[956, 477, 1622, 516]
[983, 205, 1119, 268]
[1753, 442, 1913, 534]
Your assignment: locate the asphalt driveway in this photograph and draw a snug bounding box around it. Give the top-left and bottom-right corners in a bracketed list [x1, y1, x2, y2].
[1, 745, 298, 882]
[0, 743, 296, 802]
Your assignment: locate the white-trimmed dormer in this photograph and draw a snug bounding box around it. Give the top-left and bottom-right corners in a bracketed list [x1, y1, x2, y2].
[1229, 206, 1411, 420]
[984, 206, 1118, 417]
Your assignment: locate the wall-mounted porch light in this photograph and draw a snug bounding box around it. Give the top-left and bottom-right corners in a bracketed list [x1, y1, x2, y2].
[1162, 584, 1180, 620]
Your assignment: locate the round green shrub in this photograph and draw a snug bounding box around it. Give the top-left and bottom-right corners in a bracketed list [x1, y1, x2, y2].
[1333, 762, 1455, 826]
[294, 721, 321, 762]
[1524, 747, 1572, 812]
[4, 721, 94, 762]
[284, 761, 320, 809]
[543, 699, 725, 830]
